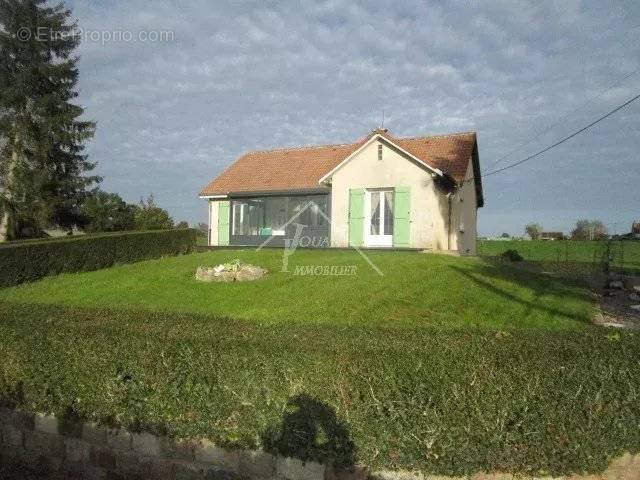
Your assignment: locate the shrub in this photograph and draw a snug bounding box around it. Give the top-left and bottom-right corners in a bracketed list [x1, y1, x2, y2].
[0, 229, 197, 287]
[500, 249, 524, 262]
[0, 303, 639, 476]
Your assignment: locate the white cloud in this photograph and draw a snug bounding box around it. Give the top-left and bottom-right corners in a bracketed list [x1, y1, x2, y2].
[66, 0, 640, 233]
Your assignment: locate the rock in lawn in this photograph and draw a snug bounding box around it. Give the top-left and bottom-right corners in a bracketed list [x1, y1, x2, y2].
[634, 285, 640, 294]
[196, 261, 267, 282]
[630, 293, 640, 302]
[631, 305, 640, 312]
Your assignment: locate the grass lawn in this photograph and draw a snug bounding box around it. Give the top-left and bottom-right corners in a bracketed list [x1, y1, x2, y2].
[478, 239, 640, 271]
[0, 249, 593, 330]
[1, 250, 639, 476]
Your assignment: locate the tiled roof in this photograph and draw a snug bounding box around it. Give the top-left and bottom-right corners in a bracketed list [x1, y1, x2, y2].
[200, 130, 478, 196]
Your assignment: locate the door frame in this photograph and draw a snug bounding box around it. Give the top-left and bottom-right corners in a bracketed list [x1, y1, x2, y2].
[365, 188, 394, 247]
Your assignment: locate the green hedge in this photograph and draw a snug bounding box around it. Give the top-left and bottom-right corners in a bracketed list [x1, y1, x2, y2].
[0, 229, 197, 287]
[0, 302, 638, 476]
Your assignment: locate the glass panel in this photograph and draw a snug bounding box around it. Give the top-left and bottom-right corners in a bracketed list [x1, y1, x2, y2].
[370, 192, 380, 235]
[247, 201, 263, 235]
[233, 203, 242, 235]
[232, 200, 265, 235]
[289, 198, 308, 226]
[312, 196, 328, 226]
[231, 195, 329, 236]
[287, 196, 329, 228]
[383, 191, 394, 235]
[264, 197, 287, 235]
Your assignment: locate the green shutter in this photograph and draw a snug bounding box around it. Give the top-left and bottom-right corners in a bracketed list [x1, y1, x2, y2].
[218, 201, 230, 246]
[348, 189, 365, 247]
[393, 187, 411, 247]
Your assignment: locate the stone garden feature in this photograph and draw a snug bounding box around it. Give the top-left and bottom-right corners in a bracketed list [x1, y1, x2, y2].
[195, 259, 267, 282]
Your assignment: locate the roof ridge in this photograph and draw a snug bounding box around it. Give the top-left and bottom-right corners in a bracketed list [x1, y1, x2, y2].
[244, 141, 358, 155]
[241, 131, 476, 156]
[396, 131, 477, 141]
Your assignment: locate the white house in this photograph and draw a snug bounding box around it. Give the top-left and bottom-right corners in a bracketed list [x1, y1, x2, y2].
[199, 129, 483, 254]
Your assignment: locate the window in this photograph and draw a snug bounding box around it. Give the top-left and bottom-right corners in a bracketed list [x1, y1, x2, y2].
[383, 190, 394, 235]
[232, 200, 264, 235]
[230, 195, 329, 237]
[369, 190, 394, 236]
[377, 144, 383, 161]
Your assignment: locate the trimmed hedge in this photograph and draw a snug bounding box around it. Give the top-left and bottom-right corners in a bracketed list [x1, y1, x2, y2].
[0, 302, 639, 476]
[0, 229, 197, 287]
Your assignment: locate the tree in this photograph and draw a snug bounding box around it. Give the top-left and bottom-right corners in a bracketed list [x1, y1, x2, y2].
[175, 221, 189, 229]
[500, 232, 510, 238]
[571, 219, 608, 240]
[80, 190, 136, 232]
[134, 194, 173, 230]
[591, 221, 608, 240]
[525, 223, 542, 240]
[0, 0, 98, 241]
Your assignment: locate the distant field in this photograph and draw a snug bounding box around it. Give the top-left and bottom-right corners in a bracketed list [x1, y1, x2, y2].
[478, 239, 640, 271]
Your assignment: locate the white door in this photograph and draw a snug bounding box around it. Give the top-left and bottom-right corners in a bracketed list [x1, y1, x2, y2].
[366, 189, 394, 247]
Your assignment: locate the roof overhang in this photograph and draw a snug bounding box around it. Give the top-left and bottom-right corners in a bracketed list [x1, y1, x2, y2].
[227, 187, 330, 198]
[199, 194, 228, 200]
[470, 139, 484, 208]
[199, 187, 331, 200]
[318, 133, 444, 184]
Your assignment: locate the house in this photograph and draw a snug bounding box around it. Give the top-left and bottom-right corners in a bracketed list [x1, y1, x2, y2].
[633, 222, 640, 240]
[199, 129, 483, 254]
[539, 232, 565, 241]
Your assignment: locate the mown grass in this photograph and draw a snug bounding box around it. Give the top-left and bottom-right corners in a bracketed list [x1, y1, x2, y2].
[478, 239, 640, 271]
[0, 250, 593, 330]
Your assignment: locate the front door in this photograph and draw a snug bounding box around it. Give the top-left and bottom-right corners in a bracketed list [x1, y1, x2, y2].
[366, 189, 394, 247]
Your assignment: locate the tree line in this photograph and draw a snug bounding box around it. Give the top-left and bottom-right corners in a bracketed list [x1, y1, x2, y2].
[524, 220, 608, 241]
[0, 0, 184, 241]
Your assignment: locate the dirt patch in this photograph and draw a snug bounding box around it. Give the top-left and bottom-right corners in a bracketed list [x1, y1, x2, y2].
[487, 259, 640, 329]
[589, 277, 640, 329]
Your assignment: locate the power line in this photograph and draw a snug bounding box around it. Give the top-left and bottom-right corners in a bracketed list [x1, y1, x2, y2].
[479, 91, 640, 180]
[487, 66, 640, 169]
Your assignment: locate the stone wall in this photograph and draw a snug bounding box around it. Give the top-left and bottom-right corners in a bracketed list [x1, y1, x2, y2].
[1, 407, 639, 480]
[0, 407, 337, 480]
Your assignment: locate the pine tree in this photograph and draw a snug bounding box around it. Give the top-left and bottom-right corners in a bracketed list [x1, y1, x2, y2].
[0, 0, 99, 240]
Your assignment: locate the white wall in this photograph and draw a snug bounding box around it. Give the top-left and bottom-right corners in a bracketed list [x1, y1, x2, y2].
[328, 139, 451, 250]
[449, 161, 478, 255]
[208, 200, 220, 246]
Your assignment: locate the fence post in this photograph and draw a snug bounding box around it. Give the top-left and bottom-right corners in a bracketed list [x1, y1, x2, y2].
[604, 241, 611, 275]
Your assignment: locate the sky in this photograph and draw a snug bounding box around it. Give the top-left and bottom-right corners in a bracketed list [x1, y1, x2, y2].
[66, 0, 640, 237]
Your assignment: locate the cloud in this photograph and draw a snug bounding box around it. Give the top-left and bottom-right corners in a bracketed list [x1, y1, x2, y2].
[67, 0, 640, 234]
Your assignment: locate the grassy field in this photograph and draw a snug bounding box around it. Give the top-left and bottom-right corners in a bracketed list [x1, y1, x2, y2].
[478, 239, 640, 271]
[0, 250, 592, 330]
[1, 250, 639, 475]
